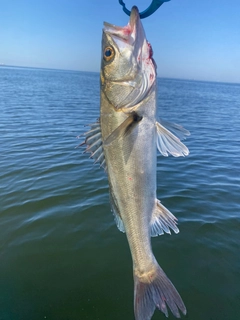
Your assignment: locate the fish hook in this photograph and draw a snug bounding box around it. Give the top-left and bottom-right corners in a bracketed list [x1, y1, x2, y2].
[119, 0, 171, 19]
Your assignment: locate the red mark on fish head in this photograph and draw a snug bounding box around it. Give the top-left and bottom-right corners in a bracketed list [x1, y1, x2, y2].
[122, 25, 132, 36]
[147, 42, 153, 59]
[152, 58, 157, 70]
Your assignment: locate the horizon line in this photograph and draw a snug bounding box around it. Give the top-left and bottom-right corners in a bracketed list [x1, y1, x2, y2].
[1, 64, 239, 85]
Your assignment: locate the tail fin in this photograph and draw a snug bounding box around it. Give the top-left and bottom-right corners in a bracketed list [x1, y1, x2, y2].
[134, 264, 186, 319]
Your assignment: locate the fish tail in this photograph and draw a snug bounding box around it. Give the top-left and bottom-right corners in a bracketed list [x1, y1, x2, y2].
[134, 263, 186, 319]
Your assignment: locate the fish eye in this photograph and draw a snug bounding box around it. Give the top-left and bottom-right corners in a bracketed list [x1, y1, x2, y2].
[104, 46, 115, 61]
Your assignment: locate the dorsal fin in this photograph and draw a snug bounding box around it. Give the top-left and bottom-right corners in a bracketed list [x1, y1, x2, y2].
[109, 189, 125, 233]
[78, 119, 107, 171]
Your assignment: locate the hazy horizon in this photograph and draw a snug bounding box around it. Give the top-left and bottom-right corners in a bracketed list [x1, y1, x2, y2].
[2, 64, 240, 85]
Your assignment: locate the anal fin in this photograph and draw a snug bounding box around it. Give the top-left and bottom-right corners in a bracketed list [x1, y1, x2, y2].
[150, 199, 179, 236]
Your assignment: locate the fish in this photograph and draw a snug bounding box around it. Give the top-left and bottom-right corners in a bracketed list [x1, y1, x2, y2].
[81, 6, 190, 320]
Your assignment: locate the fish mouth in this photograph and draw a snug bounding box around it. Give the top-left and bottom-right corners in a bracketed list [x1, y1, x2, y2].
[129, 5, 140, 25]
[103, 6, 145, 46]
[129, 6, 143, 42]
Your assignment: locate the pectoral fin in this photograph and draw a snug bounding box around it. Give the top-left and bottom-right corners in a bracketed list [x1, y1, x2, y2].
[103, 111, 142, 147]
[150, 199, 179, 236]
[156, 121, 189, 157]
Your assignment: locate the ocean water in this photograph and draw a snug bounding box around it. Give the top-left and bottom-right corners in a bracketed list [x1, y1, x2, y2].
[0, 67, 240, 320]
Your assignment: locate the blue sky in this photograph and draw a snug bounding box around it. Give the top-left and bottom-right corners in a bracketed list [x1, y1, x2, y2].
[1, 0, 240, 83]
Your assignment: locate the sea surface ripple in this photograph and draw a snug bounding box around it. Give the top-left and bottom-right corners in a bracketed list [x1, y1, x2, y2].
[0, 67, 240, 320]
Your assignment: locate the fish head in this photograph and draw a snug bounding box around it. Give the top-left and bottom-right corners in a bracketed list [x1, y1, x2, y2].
[101, 6, 156, 110]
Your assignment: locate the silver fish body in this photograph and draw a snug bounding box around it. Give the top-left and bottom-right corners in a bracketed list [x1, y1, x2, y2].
[82, 6, 189, 320]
